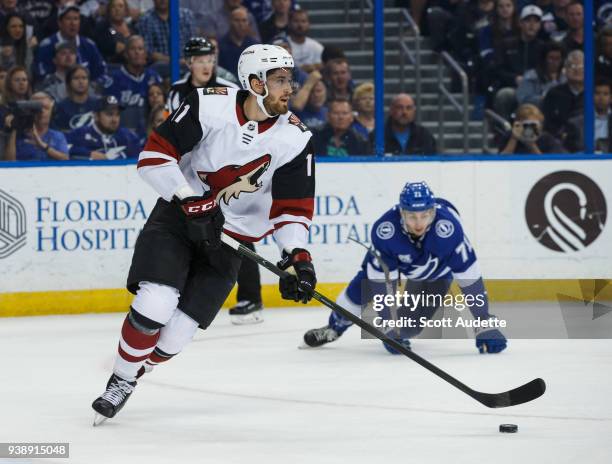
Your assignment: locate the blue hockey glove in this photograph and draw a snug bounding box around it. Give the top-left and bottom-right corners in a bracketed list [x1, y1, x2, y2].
[475, 316, 507, 354]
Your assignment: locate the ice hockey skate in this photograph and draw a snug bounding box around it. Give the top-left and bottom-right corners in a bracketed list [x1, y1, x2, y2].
[229, 300, 264, 325]
[302, 325, 341, 348]
[92, 374, 137, 426]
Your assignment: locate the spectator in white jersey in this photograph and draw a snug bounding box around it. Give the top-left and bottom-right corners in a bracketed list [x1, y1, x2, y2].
[167, 37, 238, 113]
[287, 9, 323, 72]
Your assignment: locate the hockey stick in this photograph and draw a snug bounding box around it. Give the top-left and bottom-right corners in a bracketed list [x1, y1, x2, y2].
[221, 233, 546, 408]
[348, 237, 402, 338]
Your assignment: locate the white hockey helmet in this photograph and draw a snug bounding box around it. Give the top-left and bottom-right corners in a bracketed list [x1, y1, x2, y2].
[237, 44, 294, 118]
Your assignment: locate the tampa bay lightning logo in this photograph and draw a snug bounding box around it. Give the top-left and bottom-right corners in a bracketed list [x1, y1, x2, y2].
[70, 111, 94, 130]
[435, 220, 454, 238]
[376, 221, 395, 240]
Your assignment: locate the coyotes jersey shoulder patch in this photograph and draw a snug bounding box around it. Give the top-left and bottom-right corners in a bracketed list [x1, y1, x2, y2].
[288, 113, 308, 133]
[202, 87, 229, 96]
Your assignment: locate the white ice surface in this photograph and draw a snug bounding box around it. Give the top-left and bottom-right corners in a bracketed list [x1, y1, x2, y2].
[0, 305, 611, 464]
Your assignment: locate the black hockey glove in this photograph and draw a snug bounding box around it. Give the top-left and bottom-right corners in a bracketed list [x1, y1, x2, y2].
[173, 192, 225, 249]
[277, 248, 316, 304]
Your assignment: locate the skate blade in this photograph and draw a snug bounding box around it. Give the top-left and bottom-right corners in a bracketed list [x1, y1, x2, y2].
[298, 342, 319, 349]
[230, 312, 264, 325]
[93, 413, 109, 427]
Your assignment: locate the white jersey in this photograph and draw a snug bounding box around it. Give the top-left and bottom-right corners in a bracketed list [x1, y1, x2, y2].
[137, 87, 315, 252]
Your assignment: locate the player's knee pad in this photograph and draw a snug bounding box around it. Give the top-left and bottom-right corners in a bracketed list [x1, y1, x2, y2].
[336, 288, 361, 318]
[131, 281, 180, 326]
[128, 307, 163, 334]
[156, 309, 199, 355]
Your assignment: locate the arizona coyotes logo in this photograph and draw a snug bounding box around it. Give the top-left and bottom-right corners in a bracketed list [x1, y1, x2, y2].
[202, 87, 228, 96]
[288, 113, 308, 133]
[197, 154, 272, 205]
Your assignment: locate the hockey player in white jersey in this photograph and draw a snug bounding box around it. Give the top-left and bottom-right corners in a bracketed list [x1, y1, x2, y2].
[92, 44, 317, 424]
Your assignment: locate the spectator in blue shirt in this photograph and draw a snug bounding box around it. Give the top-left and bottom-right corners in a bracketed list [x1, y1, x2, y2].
[218, 7, 259, 77]
[4, 92, 69, 161]
[33, 4, 107, 84]
[53, 64, 99, 132]
[138, 0, 195, 64]
[294, 78, 328, 131]
[351, 82, 374, 138]
[66, 95, 141, 160]
[104, 35, 161, 141]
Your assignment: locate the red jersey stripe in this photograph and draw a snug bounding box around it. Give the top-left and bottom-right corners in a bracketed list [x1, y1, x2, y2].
[269, 198, 314, 220]
[137, 157, 172, 168]
[144, 131, 180, 161]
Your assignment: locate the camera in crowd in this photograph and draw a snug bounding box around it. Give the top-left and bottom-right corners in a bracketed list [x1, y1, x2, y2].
[6, 100, 44, 134]
[520, 120, 541, 143]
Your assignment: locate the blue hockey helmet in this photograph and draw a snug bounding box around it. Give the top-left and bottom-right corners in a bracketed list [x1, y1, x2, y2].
[399, 182, 435, 212]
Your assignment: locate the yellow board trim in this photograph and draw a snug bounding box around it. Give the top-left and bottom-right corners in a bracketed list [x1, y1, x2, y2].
[1, 280, 610, 317]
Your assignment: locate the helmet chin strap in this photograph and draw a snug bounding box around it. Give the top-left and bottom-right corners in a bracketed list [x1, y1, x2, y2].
[248, 80, 277, 119]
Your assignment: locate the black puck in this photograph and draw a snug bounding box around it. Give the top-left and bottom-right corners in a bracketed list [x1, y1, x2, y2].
[499, 424, 518, 433]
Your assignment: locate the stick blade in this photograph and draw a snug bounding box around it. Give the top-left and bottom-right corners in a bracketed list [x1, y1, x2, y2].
[476, 378, 546, 408]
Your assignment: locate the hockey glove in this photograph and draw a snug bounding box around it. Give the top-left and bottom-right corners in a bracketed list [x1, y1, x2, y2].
[277, 248, 316, 304]
[173, 192, 225, 249]
[475, 316, 507, 354]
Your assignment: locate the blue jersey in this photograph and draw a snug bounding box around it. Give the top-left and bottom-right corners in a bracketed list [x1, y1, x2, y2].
[52, 97, 99, 132]
[103, 66, 162, 140]
[104, 66, 162, 110]
[367, 199, 480, 283]
[33, 33, 107, 82]
[66, 123, 141, 160]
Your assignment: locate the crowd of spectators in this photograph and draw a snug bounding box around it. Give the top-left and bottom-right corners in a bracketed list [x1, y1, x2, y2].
[0, 0, 608, 161]
[422, 0, 610, 153]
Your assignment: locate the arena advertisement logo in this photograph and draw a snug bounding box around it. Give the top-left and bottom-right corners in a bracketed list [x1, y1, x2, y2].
[525, 171, 607, 252]
[0, 189, 27, 259]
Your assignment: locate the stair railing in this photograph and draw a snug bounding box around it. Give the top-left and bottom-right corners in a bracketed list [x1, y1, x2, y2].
[357, 0, 373, 50]
[398, 9, 421, 122]
[482, 109, 512, 153]
[437, 51, 469, 153]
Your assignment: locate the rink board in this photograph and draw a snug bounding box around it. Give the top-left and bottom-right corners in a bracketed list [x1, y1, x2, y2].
[1, 159, 611, 316]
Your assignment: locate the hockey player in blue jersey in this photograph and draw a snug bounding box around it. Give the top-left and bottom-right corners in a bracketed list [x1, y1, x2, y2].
[67, 96, 141, 160]
[304, 182, 507, 354]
